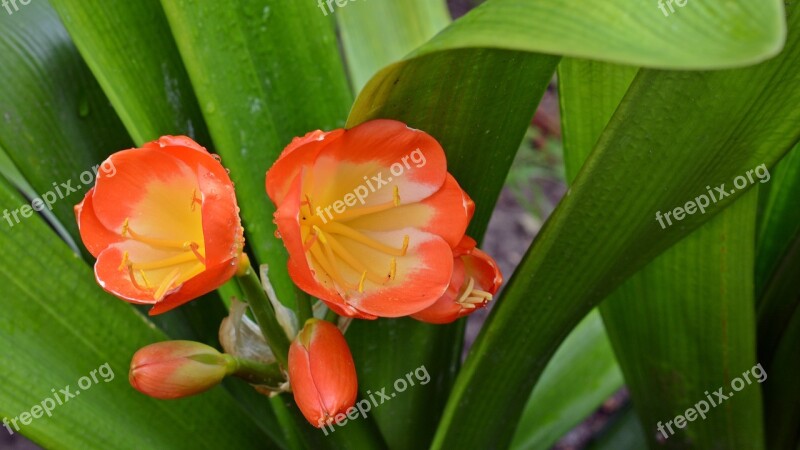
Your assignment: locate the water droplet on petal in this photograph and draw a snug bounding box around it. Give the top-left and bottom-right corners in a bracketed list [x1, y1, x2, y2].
[274, 230, 282, 239]
[212, 154, 222, 162]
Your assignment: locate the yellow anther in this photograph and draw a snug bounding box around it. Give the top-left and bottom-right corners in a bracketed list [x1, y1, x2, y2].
[358, 271, 367, 293]
[389, 258, 396, 280]
[118, 251, 130, 271]
[393, 186, 400, 206]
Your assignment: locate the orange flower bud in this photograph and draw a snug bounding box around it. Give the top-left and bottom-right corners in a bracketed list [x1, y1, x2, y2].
[411, 236, 503, 324]
[75, 136, 244, 315]
[266, 120, 475, 319]
[129, 340, 234, 399]
[288, 319, 357, 427]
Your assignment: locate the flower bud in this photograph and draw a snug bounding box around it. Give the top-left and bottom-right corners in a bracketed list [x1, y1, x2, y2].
[129, 340, 234, 399]
[288, 319, 357, 427]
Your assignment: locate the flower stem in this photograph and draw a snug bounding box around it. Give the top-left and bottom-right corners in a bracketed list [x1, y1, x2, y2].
[236, 255, 291, 368]
[230, 356, 285, 387]
[295, 288, 313, 324]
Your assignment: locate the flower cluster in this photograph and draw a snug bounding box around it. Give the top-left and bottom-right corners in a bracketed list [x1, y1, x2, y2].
[76, 121, 502, 429]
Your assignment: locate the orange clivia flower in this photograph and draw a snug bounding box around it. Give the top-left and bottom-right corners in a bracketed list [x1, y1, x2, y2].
[75, 136, 244, 315]
[411, 236, 503, 324]
[266, 120, 474, 319]
[289, 319, 357, 427]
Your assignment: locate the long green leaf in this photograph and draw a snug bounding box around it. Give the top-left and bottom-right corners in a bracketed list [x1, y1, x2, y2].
[0, 177, 277, 449]
[427, 4, 799, 448]
[562, 57, 765, 448]
[756, 144, 800, 449]
[510, 311, 624, 450]
[601, 191, 764, 448]
[417, 0, 784, 69]
[337, 0, 451, 91]
[49, 0, 209, 146]
[0, 1, 131, 242]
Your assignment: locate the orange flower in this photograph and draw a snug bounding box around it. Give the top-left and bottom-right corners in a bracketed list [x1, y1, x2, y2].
[75, 136, 244, 315]
[411, 236, 502, 324]
[266, 120, 474, 318]
[289, 319, 357, 427]
[129, 340, 234, 399]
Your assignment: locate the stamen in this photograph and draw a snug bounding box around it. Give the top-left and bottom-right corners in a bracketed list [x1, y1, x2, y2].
[325, 197, 402, 222]
[303, 233, 319, 251]
[392, 186, 400, 206]
[154, 268, 181, 301]
[389, 258, 396, 280]
[317, 228, 389, 283]
[127, 265, 146, 291]
[313, 226, 357, 291]
[455, 277, 477, 307]
[139, 270, 152, 289]
[130, 252, 200, 270]
[188, 242, 206, 265]
[118, 251, 130, 271]
[324, 222, 409, 257]
[122, 219, 195, 250]
[358, 271, 367, 293]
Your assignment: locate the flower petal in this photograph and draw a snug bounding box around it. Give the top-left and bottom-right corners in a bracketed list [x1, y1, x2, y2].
[342, 173, 474, 248]
[75, 188, 122, 257]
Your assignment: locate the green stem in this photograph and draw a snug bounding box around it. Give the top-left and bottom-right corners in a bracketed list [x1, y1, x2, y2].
[236, 258, 291, 368]
[230, 356, 285, 387]
[324, 307, 339, 324]
[295, 288, 313, 324]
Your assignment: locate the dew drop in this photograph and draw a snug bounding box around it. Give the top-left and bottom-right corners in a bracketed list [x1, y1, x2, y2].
[274, 230, 282, 239]
[212, 154, 222, 162]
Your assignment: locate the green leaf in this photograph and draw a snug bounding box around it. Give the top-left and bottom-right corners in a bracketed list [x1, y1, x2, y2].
[601, 190, 764, 448]
[420, 0, 785, 69]
[0, 1, 132, 243]
[159, 0, 353, 309]
[762, 302, 800, 450]
[431, 4, 800, 448]
[510, 311, 624, 450]
[0, 178, 277, 450]
[756, 144, 800, 449]
[560, 57, 765, 448]
[49, 0, 210, 146]
[756, 143, 800, 358]
[337, 0, 451, 91]
[585, 405, 647, 450]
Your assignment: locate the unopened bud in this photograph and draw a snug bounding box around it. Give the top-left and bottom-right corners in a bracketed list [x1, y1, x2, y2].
[129, 340, 234, 399]
[289, 319, 357, 427]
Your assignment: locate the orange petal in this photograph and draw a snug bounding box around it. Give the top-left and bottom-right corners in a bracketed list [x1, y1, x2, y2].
[266, 129, 345, 205]
[160, 145, 242, 267]
[91, 148, 198, 233]
[75, 188, 122, 257]
[343, 173, 474, 248]
[344, 228, 454, 317]
[411, 240, 503, 324]
[307, 120, 448, 209]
